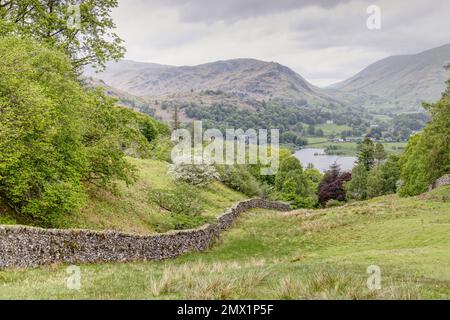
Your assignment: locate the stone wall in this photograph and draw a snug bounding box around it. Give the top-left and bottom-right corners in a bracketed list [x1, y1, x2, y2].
[429, 174, 450, 191]
[0, 199, 290, 269]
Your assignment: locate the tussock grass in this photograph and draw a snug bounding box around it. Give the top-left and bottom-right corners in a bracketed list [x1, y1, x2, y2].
[0, 187, 449, 299]
[277, 271, 421, 300]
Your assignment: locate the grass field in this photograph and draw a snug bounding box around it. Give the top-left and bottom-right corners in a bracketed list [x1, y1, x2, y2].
[305, 139, 407, 156]
[0, 158, 245, 234]
[314, 123, 352, 136]
[1, 186, 448, 299]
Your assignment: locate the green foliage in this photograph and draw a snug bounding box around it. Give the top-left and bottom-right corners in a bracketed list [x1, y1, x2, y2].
[0, 37, 158, 226]
[304, 167, 323, 194]
[216, 165, 266, 197]
[374, 142, 387, 163]
[399, 134, 436, 196]
[399, 80, 450, 196]
[0, 37, 89, 225]
[290, 196, 318, 209]
[148, 184, 204, 216]
[365, 167, 384, 198]
[345, 164, 368, 200]
[275, 157, 307, 196]
[347, 155, 400, 201]
[0, 215, 16, 225]
[149, 136, 174, 162]
[274, 156, 317, 208]
[369, 155, 400, 197]
[159, 214, 212, 231]
[357, 137, 375, 170]
[184, 102, 365, 146]
[0, 0, 125, 70]
[388, 113, 429, 141]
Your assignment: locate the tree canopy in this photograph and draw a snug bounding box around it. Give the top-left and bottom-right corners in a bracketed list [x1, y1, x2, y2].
[0, 37, 163, 226]
[0, 0, 125, 70]
[399, 89, 450, 196]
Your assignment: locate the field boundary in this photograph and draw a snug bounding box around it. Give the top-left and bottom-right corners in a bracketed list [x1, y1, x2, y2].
[0, 199, 290, 269]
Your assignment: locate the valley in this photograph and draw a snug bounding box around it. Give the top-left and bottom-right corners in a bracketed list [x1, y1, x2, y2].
[85, 44, 449, 150]
[1, 0, 449, 303]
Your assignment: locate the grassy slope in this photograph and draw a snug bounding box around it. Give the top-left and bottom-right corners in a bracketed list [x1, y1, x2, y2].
[1, 187, 448, 299]
[0, 157, 245, 235]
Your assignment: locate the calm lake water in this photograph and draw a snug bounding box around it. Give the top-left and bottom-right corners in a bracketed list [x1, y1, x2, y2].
[294, 148, 356, 173]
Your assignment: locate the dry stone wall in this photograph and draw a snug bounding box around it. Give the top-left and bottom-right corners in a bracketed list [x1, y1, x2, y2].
[0, 199, 290, 269]
[429, 174, 450, 191]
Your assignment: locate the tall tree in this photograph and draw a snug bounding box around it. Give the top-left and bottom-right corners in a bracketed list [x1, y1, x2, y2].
[374, 142, 387, 164]
[357, 137, 375, 170]
[366, 157, 401, 199]
[345, 164, 368, 200]
[0, 0, 125, 70]
[0, 37, 157, 226]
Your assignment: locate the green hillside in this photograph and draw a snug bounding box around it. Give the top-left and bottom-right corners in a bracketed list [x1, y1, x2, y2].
[1, 186, 448, 299]
[0, 158, 245, 234]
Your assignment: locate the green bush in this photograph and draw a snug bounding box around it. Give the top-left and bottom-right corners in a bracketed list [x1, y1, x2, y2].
[216, 165, 265, 197]
[149, 136, 174, 162]
[148, 184, 204, 216]
[290, 196, 318, 209]
[161, 214, 212, 231]
[325, 199, 345, 208]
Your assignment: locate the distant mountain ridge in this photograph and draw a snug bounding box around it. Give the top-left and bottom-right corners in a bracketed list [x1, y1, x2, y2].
[331, 44, 450, 113]
[85, 58, 339, 105]
[85, 44, 450, 117]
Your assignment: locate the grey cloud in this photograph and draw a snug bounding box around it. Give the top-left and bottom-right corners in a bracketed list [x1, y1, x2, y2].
[113, 0, 450, 85]
[148, 0, 358, 23]
[291, 0, 450, 55]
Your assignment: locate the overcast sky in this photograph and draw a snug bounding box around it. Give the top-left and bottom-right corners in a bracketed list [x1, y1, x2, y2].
[111, 0, 450, 86]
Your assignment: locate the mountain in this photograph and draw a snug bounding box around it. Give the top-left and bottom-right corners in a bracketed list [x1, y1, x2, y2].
[84, 77, 156, 116]
[331, 44, 450, 113]
[85, 44, 450, 120]
[85, 58, 344, 105]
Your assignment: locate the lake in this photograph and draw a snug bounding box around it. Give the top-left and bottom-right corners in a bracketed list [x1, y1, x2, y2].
[294, 148, 356, 173]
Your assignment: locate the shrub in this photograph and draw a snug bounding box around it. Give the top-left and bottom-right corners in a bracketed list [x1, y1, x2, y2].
[216, 165, 264, 197]
[149, 136, 173, 162]
[149, 184, 204, 216]
[168, 158, 220, 186]
[291, 196, 318, 209]
[325, 199, 345, 208]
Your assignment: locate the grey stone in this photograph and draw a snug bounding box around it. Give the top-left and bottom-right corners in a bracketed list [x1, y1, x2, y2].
[0, 199, 290, 269]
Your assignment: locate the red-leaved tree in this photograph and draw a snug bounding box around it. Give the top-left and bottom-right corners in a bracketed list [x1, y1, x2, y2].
[318, 163, 352, 205]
